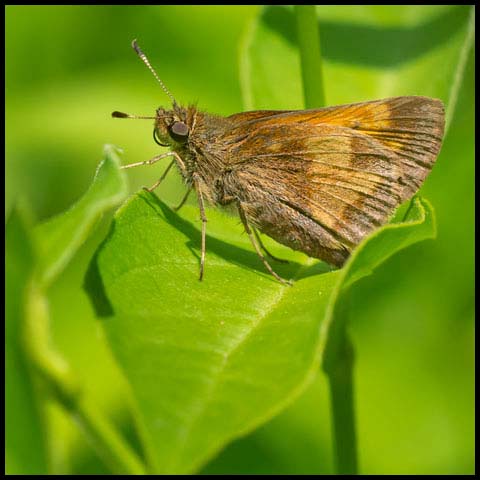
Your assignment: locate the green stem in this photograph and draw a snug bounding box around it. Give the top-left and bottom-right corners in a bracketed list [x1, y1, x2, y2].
[326, 330, 358, 474]
[323, 292, 358, 474]
[23, 281, 147, 475]
[73, 397, 146, 475]
[294, 5, 326, 108]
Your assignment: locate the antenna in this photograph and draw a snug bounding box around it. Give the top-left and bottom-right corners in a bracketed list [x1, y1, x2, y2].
[111, 111, 156, 119]
[131, 39, 176, 105]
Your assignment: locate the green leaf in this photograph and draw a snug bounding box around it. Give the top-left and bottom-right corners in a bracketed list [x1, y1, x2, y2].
[88, 191, 435, 473]
[5, 207, 48, 474]
[34, 144, 128, 288]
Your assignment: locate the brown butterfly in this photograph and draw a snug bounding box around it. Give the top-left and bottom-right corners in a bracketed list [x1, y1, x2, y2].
[113, 40, 445, 285]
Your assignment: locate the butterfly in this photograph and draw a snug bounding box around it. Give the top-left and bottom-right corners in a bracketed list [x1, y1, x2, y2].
[113, 40, 445, 285]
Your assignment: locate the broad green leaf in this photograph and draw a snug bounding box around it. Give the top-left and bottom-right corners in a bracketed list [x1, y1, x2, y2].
[34, 144, 128, 287]
[5, 207, 48, 474]
[88, 191, 435, 473]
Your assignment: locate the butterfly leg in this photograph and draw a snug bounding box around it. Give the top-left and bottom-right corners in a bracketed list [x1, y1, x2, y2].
[237, 202, 291, 286]
[120, 151, 187, 192]
[193, 174, 207, 281]
[144, 159, 174, 192]
[252, 227, 289, 264]
[173, 187, 192, 211]
[120, 151, 177, 170]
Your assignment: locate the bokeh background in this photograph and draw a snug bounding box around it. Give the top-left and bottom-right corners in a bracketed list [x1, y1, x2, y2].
[6, 5, 474, 474]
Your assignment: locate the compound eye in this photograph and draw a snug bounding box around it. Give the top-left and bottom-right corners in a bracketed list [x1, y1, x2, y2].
[170, 121, 189, 141]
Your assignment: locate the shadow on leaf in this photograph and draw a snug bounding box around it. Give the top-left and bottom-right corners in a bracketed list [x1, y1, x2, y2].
[140, 190, 333, 283]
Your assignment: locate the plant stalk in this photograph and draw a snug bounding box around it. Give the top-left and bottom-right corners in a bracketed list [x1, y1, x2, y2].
[23, 281, 147, 475]
[294, 5, 326, 108]
[72, 397, 147, 475]
[325, 329, 358, 474]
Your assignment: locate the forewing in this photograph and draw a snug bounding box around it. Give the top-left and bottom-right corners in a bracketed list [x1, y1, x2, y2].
[225, 97, 444, 199]
[227, 110, 292, 124]
[222, 97, 444, 265]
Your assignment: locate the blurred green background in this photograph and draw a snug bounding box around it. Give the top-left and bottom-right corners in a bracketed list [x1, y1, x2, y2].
[6, 5, 474, 474]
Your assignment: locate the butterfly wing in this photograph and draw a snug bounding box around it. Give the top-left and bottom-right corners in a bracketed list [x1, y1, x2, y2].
[227, 109, 293, 124]
[220, 96, 444, 266]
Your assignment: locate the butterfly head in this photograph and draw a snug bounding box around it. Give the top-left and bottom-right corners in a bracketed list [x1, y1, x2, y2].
[112, 40, 192, 148]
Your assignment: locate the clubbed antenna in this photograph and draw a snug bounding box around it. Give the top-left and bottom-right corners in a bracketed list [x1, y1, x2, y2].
[111, 111, 156, 119]
[132, 39, 176, 105]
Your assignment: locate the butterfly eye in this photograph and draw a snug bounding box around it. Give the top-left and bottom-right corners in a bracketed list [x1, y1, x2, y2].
[170, 121, 189, 141]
